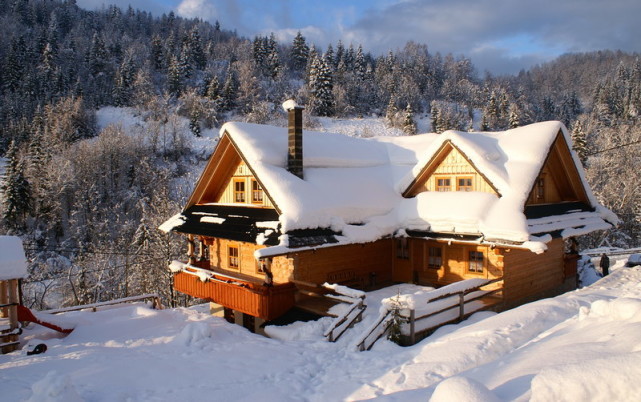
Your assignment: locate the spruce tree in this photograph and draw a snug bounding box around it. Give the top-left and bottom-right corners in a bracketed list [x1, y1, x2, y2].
[308, 54, 334, 117]
[188, 27, 206, 70]
[402, 103, 417, 135]
[385, 96, 398, 127]
[430, 101, 439, 133]
[1, 141, 31, 229]
[189, 109, 201, 137]
[571, 120, 589, 166]
[220, 68, 236, 112]
[167, 55, 182, 96]
[508, 105, 520, 129]
[291, 31, 309, 72]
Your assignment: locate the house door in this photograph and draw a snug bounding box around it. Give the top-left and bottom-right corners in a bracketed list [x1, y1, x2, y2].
[392, 238, 414, 283]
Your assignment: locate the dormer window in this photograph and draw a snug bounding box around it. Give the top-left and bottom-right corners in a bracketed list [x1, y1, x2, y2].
[234, 179, 246, 203]
[251, 179, 263, 204]
[457, 177, 473, 191]
[436, 177, 451, 192]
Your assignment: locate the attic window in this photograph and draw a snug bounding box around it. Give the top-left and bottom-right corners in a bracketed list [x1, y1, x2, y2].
[457, 177, 473, 192]
[234, 179, 246, 203]
[468, 250, 484, 273]
[436, 177, 451, 192]
[536, 177, 545, 200]
[251, 179, 263, 204]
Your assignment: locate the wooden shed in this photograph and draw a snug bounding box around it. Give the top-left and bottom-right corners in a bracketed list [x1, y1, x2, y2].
[0, 236, 27, 354]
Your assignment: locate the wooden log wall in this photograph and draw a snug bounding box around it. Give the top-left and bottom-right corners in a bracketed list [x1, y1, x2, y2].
[288, 239, 394, 289]
[408, 239, 504, 288]
[204, 237, 294, 284]
[501, 238, 566, 307]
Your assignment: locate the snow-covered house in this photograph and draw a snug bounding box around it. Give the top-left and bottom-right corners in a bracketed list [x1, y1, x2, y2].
[161, 103, 616, 332]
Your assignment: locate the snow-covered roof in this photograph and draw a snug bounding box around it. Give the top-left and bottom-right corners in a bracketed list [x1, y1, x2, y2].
[165, 120, 616, 256]
[0, 236, 28, 280]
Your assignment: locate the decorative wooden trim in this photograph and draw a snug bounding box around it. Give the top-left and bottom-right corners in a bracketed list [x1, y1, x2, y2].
[402, 141, 500, 197]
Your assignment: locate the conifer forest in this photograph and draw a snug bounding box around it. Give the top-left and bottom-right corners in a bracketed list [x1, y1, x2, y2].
[1, 0, 640, 309]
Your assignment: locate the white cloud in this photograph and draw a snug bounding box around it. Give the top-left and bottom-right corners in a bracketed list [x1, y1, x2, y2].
[342, 0, 641, 74]
[176, 0, 219, 21]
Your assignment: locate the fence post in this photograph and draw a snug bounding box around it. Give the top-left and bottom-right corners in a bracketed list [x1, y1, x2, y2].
[409, 309, 416, 345]
[459, 292, 465, 321]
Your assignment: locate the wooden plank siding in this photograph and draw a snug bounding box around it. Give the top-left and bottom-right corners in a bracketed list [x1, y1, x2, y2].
[173, 271, 295, 320]
[288, 240, 395, 289]
[204, 237, 294, 284]
[501, 238, 566, 308]
[407, 239, 504, 288]
[404, 143, 498, 197]
[527, 131, 590, 205]
[216, 160, 275, 208]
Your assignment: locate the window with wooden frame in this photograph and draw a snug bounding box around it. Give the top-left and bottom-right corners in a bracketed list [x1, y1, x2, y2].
[536, 176, 545, 200]
[436, 177, 451, 192]
[234, 179, 246, 203]
[427, 246, 442, 269]
[228, 246, 239, 269]
[251, 179, 264, 204]
[396, 238, 410, 259]
[457, 177, 473, 192]
[468, 250, 484, 273]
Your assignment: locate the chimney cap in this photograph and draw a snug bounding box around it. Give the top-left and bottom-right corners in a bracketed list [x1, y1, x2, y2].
[282, 99, 304, 112]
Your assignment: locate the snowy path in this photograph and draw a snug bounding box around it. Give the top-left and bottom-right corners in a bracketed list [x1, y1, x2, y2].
[2, 267, 641, 401]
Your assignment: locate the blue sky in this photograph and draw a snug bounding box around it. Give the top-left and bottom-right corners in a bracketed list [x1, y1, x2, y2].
[77, 0, 641, 75]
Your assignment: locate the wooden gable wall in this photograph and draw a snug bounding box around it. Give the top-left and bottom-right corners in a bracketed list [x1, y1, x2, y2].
[404, 143, 498, 197]
[526, 131, 589, 206]
[185, 133, 277, 210]
[215, 160, 275, 208]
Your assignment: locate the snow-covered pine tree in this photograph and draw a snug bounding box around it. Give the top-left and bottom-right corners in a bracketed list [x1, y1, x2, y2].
[571, 119, 589, 165]
[508, 105, 520, 128]
[1, 141, 32, 229]
[402, 104, 417, 135]
[385, 96, 399, 127]
[188, 27, 206, 70]
[291, 31, 309, 72]
[189, 109, 201, 137]
[354, 45, 366, 81]
[430, 100, 439, 133]
[308, 54, 335, 117]
[88, 32, 107, 75]
[335, 40, 345, 68]
[220, 68, 236, 112]
[178, 43, 192, 80]
[167, 55, 182, 96]
[150, 35, 164, 70]
[263, 33, 281, 79]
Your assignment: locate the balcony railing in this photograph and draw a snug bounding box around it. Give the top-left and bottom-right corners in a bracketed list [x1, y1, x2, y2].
[170, 261, 295, 321]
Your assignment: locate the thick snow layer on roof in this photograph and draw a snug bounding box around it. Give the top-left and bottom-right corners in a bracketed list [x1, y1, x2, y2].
[219, 121, 614, 250]
[0, 236, 28, 280]
[223, 122, 433, 232]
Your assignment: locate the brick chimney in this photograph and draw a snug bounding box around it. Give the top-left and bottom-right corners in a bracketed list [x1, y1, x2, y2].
[283, 100, 304, 179]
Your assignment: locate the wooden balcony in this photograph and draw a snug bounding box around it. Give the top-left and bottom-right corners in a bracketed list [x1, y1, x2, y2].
[173, 267, 295, 321]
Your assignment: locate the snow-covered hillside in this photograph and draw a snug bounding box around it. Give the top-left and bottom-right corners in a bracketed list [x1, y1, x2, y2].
[2, 262, 641, 401]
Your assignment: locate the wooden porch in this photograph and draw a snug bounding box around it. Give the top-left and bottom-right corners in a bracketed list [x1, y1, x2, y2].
[173, 266, 296, 321]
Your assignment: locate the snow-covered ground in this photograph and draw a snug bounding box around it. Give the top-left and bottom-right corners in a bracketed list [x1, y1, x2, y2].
[27, 108, 632, 400]
[2, 261, 641, 401]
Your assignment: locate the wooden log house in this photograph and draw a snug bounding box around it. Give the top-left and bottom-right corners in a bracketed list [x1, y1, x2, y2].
[160, 102, 616, 333]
